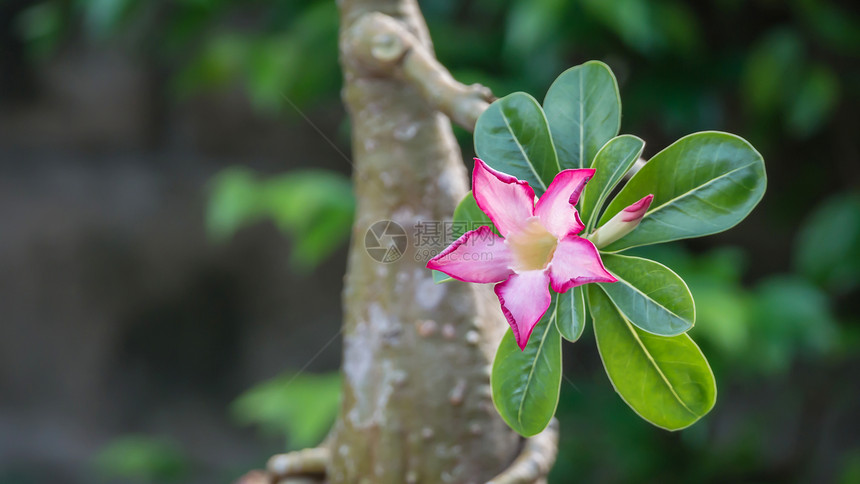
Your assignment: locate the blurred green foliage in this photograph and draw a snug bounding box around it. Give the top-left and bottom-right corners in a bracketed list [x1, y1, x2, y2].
[231, 372, 341, 450]
[633, 245, 841, 376]
[13, 0, 857, 142]
[90, 436, 188, 483]
[796, 192, 860, 293]
[171, 1, 340, 112]
[207, 167, 354, 271]
[14, 1, 65, 59]
[742, 28, 841, 138]
[88, 372, 340, 483]
[840, 449, 860, 484]
[15, 0, 342, 112]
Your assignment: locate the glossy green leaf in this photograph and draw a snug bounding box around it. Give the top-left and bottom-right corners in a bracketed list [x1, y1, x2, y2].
[475, 92, 560, 194]
[543, 61, 621, 169]
[555, 286, 586, 342]
[588, 285, 716, 430]
[433, 192, 496, 284]
[580, 134, 645, 230]
[599, 131, 766, 251]
[491, 302, 563, 437]
[599, 253, 694, 336]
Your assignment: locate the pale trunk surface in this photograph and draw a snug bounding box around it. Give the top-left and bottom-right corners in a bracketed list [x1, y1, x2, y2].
[329, 0, 521, 482]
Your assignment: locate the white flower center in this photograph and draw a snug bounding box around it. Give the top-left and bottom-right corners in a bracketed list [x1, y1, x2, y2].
[506, 217, 558, 272]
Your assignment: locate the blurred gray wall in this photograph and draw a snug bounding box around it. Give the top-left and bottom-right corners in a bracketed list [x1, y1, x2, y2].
[0, 43, 349, 482]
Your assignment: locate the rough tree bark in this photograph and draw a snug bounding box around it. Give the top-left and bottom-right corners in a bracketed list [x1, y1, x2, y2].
[255, 1, 560, 483]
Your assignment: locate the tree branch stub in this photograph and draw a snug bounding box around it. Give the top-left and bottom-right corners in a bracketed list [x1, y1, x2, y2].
[488, 419, 560, 484]
[267, 447, 329, 479]
[344, 12, 493, 131]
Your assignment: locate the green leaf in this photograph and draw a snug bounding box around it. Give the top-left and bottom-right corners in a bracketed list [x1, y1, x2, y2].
[555, 286, 586, 342]
[599, 253, 694, 336]
[433, 270, 453, 284]
[588, 285, 716, 430]
[794, 192, 860, 291]
[452, 191, 495, 239]
[543, 61, 621, 169]
[432, 191, 497, 284]
[599, 131, 766, 252]
[475, 92, 560, 194]
[491, 301, 563, 437]
[580, 134, 645, 230]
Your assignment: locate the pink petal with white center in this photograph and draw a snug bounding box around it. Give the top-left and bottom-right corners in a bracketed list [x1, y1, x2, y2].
[534, 168, 595, 238]
[472, 158, 535, 237]
[548, 235, 617, 293]
[427, 226, 514, 283]
[494, 270, 552, 350]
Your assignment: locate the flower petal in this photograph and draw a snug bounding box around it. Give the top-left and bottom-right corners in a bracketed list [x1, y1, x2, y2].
[534, 168, 595, 238]
[427, 226, 514, 283]
[494, 270, 552, 350]
[472, 158, 535, 237]
[548, 235, 617, 292]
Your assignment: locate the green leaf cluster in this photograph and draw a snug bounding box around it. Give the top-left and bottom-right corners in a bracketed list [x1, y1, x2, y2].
[465, 61, 766, 435]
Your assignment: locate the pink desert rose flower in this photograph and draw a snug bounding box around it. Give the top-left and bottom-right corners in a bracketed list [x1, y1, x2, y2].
[427, 158, 618, 350]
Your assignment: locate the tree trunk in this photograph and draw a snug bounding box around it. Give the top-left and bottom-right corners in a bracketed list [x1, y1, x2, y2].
[256, 2, 560, 483]
[328, 0, 521, 482]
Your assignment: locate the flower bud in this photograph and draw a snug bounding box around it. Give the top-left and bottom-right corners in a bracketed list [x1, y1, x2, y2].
[589, 194, 654, 249]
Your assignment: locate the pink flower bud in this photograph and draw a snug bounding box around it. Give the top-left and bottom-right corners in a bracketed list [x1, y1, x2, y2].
[589, 194, 654, 249]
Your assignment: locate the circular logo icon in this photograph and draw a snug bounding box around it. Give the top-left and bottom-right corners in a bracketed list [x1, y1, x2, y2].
[364, 220, 407, 263]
